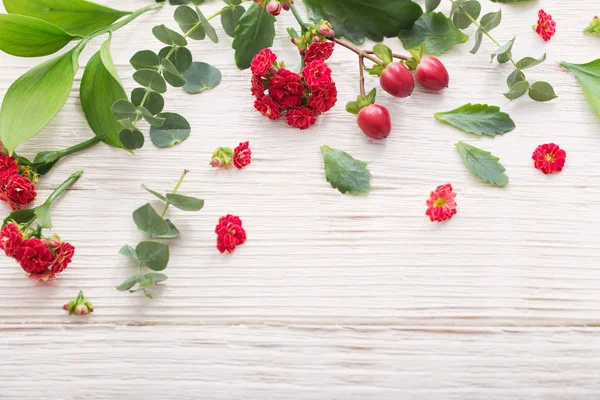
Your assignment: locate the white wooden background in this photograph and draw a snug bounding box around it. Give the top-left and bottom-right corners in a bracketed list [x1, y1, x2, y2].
[1, 0, 599, 398]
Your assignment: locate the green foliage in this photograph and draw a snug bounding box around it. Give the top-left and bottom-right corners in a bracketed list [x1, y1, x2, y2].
[455, 142, 509, 187]
[398, 12, 468, 55]
[434, 103, 515, 137]
[527, 81, 558, 102]
[149, 113, 191, 147]
[221, 5, 245, 37]
[0, 14, 77, 57]
[560, 59, 600, 118]
[320, 146, 371, 195]
[183, 62, 222, 93]
[233, 3, 276, 69]
[584, 16, 600, 36]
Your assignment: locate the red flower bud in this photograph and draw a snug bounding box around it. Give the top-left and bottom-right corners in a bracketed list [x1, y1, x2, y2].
[266, 1, 282, 16]
[75, 304, 89, 315]
[380, 62, 414, 98]
[357, 104, 392, 140]
[318, 25, 335, 38]
[415, 56, 449, 91]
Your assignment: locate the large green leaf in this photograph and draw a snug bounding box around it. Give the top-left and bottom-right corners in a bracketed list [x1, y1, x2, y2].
[320, 145, 371, 195]
[232, 3, 275, 69]
[2, 0, 130, 37]
[136, 241, 169, 271]
[560, 59, 600, 117]
[133, 203, 171, 238]
[165, 193, 204, 211]
[455, 141, 509, 187]
[434, 103, 515, 137]
[398, 12, 468, 55]
[0, 14, 77, 57]
[80, 37, 128, 151]
[304, 0, 423, 44]
[0, 49, 78, 154]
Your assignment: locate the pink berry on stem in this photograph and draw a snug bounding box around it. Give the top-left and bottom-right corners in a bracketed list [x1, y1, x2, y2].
[357, 104, 392, 140]
[266, 1, 282, 16]
[380, 62, 415, 98]
[415, 56, 449, 91]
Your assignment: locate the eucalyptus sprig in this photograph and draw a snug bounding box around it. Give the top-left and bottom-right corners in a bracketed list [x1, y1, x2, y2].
[117, 170, 204, 298]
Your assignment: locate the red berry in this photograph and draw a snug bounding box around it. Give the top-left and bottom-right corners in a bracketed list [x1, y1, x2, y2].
[380, 62, 414, 98]
[415, 56, 449, 91]
[357, 104, 391, 140]
[266, 1, 282, 16]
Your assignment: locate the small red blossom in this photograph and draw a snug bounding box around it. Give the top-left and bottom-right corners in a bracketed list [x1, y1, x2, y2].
[0, 154, 18, 175]
[50, 242, 75, 275]
[302, 60, 333, 91]
[304, 41, 335, 63]
[308, 82, 337, 114]
[268, 68, 305, 109]
[251, 74, 266, 98]
[286, 107, 317, 130]
[254, 95, 282, 120]
[426, 184, 457, 223]
[251, 48, 277, 77]
[233, 141, 252, 170]
[535, 9, 556, 41]
[14, 238, 54, 275]
[0, 223, 22, 258]
[215, 214, 247, 253]
[0, 173, 37, 210]
[532, 143, 566, 174]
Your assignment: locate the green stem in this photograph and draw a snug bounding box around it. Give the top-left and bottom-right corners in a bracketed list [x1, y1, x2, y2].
[290, 4, 309, 31]
[44, 171, 84, 207]
[59, 135, 104, 158]
[160, 169, 189, 218]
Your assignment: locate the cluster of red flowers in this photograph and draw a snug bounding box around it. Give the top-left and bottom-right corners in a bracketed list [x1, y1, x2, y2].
[0, 153, 37, 211]
[215, 215, 247, 253]
[0, 223, 74, 280]
[251, 45, 337, 130]
[535, 9, 556, 41]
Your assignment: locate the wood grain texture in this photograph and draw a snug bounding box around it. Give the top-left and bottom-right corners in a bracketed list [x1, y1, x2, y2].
[1, 0, 599, 398]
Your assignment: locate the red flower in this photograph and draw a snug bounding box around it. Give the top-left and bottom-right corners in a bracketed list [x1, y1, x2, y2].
[254, 95, 282, 120]
[14, 238, 53, 275]
[308, 82, 337, 114]
[535, 9, 556, 41]
[304, 41, 335, 63]
[286, 107, 317, 130]
[251, 48, 277, 77]
[215, 214, 247, 253]
[532, 143, 566, 174]
[302, 60, 333, 91]
[0, 154, 18, 175]
[426, 184, 457, 222]
[50, 242, 75, 275]
[0, 173, 37, 210]
[0, 223, 22, 258]
[233, 141, 252, 170]
[268, 68, 305, 109]
[251, 74, 266, 98]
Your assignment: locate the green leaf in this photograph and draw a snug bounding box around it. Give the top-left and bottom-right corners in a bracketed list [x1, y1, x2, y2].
[130, 50, 160, 70]
[516, 53, 546, 70]
[158, 46, 192, 73]
[455, 141, 509, 187]
[152, 24, 188, 47]
[0, 14, 76, 57]
[139, 272, 168, 288]
[119, 129, 145, 150]
[161, 58, 187, 88]
[452, 1, 481, 29]
[196, 6, 218, 43]
[506, 69, 525, 88]
[480, 10, 502, 32]
[503, 80, 529, 100]
[232, 3, 276, 69]
[138, 106, 166, 127]
[2, 0, 130, 36]
[112, 100, 139, 120]
[133, 69, 168, 94]
[373, 44, 393, 64]
[136, 241, 169, 271]
[141, 184, 167, 201]
[425, 0, 441, 13]
[131, 88, 164, 116]
[116, 273, 142, 291]
[119, 245, 139, 261]
[34, 203, 52, 229]
[0, 49, 78, 154]
[492, 37, 514, 64]
[165, 193, 204, 211]
[398, 12, 468, 55]
[584, 16, 600, 36]
[304, 0, 423, 44]
[528, 81, 557, 102]
[81, 37, 128, 151]
[183, 62, 222, 94]
[434, 103, 515, 137]
[149, 113, 191, 148]
[174, 5, 205, 40]
[320, 145, 371, 195]
[471, 29, 483, 54]
[221, 5, 245, 38]
[154, 219, 180, 239]
[560, 59, 600, 117]
[3, 208, 35, 227]
[133, 203, 171, 238]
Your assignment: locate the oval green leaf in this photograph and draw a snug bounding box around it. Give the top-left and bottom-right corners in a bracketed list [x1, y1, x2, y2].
[138, 106, 166, 127]
[183, 62, 222, 94]
[0, 14, 76, 57]
[196, 6, 218, 43]
[165, 193, 204, 211]
[434, 103, 515, 137]
[149, 113, 191, 148]
[131, 88, 164, 116]
[152, 24, 188, 47]
[136, 241, 170, 271]
[528, 81, 557, 102]
[133, 203, 171, 238]
[174, 5, 206, 40]
[112, 100, 139, 120]
[161, 58, 187, 88]
[455, 141, 509, 187]
[452, 1, 481, 29]
[130, 50, 160, 71]
[119, 129, 144, 150]
[133, 69, 168, 94]
[159, 46, 192, 73]
[232, 3, 276, 69]
[320, 145, 371, 195]
[221, 5, 246, 38]
[503, 80, 529, 100]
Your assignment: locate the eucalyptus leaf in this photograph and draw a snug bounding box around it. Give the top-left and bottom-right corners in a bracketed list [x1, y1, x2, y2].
[119, 129, 145, 150]
[425, 0, 441, 13]
[183, 62, 222, 94]
[435, 103, 515, 137]
[141, 184, 167, 201]
[452, 0, 481, 29]
[138, 106, 166, 127]
[506, 69, 525, 88]
[232, 3, 276, 69]
[196, 6, 218, 43]
[528, 81, 557, 102]
[149, 113, 191, 148]
[470, 29, 483, 54]
[136, 241, 170, 271]
[158, 46, 192, 73]
[398, 12, 468, 55]
[492, 37, 514, 64]
[480, 10, 502, 32]
[130, 50, 160, 70]
[133, 203, 171, 238]
[161, 58, 187, 88]
[152, 24, 188, 47]
[131, 88, 165, 116]
[154, 220, 180, 239]
[516, 53, 546, 70]
[0, 14, 77, 57]
[165, 194, 204, 211]
[139, 272, 168, 288]
[119, 245, 139, 261]
[503, 80, 529, 100]
[455, 141, 509, 187]
[112, 100, 139, 120]
[174, 5, 205, 39]
[116, 273, 142, 291]
[560, 59, 600, 117]
[221, 5, 245, 38]
[320, 145, 371, 195]
[133, 69, 168, 94]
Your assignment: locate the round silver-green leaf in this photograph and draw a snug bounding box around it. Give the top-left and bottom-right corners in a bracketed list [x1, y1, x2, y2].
[183, 62, 222, 93]
[149, 113, 191, 148]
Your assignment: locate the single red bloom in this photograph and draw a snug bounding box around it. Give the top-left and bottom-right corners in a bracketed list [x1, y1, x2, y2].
[532, 143, 566, 174]
[308, 82, 337, 114]
[50, 242, 75, 275]
[251, 48, 277, 77]
[536, 9, 556, 41]
[426, 184, 457, 223]
[14, 238, 54, 275]
[233, 141, 252, 170]
[286, 107, 317, 130]
[0, 172, 37, 210]
[254, 95, 282, 120]
[0, 154, 18, 175]
[215, 214, 247, 254]
[304, 41, 335, 63]
[251, 74, 266, 98]
[268, 68, 305, 109]
[302, 60, 333, 92]
[0, 223, 22, 258]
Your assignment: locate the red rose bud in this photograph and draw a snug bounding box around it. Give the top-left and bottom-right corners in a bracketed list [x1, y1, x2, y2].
[266, 1, 282, 16]
[282, 3, 290, 11]
[380, 62, 415, 98]
[415, 56, 449, 91]
[357, 104, 392, 140]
